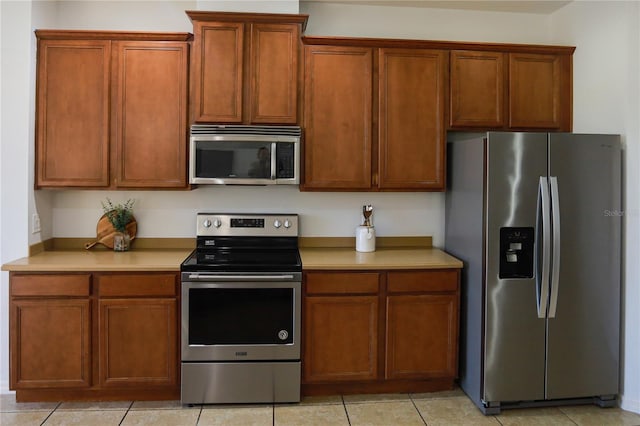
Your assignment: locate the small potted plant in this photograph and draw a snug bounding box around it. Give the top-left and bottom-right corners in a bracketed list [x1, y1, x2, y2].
[102, 198, 135, 251]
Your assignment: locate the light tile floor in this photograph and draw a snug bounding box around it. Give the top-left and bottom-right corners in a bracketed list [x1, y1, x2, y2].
[2, 389, 640, 425]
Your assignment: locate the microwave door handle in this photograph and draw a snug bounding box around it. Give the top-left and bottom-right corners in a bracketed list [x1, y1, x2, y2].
[270, 143, 277, 180]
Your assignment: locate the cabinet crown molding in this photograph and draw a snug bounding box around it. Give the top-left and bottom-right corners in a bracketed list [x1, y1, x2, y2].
[302, 35, 575, 54]
[35, 29, 192, 41]
[186, 10, 309, 30]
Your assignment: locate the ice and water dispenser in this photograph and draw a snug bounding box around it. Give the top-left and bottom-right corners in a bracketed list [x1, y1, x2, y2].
[499, 227, 535, 279]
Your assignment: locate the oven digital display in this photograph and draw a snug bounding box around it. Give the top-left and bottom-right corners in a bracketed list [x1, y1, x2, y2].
[230, 218, 265, 228]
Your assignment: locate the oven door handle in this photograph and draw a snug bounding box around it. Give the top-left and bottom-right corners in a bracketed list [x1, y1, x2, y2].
[187, 274, 296, 281]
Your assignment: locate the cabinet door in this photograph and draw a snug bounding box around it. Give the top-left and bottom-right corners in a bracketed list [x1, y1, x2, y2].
[378, 48, 448, 190]
[304, 296, 379, 382]
[385, 294, 458, 379]
[450, 50, 505, 128]
[303, 45, 373, 189]
[10, 299, 91, 389]
[36, 39, 111, 188]
[192, 21, 244, 123]
[112, 41, 189, 188]
[509, 53, 566, 129]
[250, 23, 300, 124]
[99, 298, 177, 387]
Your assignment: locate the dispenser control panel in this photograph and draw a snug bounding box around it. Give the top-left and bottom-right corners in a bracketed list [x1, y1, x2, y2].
[499, 227, 534, 279]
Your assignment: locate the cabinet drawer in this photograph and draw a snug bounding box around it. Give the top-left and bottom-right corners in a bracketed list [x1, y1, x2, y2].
[305, 272, 380, 295]
[11, 274, 91, 297]
[97, 274, 177, 297]
[387, 270, 458, 293]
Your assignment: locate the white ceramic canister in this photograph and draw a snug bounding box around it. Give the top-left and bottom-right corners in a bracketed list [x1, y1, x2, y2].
[356, 225, 376, 252]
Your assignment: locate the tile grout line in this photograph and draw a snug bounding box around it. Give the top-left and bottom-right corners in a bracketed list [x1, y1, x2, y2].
[39, 401, 61, 426]
[341, 395, 352, 426]
[409, 394, 428, 426]
[117, 401, 134, 426]
[195, 404, 203, 425]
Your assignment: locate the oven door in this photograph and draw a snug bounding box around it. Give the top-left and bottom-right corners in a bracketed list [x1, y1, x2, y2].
[181, 276, 301, 362]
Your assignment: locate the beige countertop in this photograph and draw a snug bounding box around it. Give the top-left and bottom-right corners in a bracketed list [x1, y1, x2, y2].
[1, 249, 192, 272]
[299, 247, 463, 270]
[2, 245, 463, 273]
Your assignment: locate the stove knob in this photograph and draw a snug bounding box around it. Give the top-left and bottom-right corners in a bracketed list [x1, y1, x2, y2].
[213, 219, 222, 228]
[202, 219, 212, 228]
[274, 219, 282, 229]
[284, 219, 291, 229]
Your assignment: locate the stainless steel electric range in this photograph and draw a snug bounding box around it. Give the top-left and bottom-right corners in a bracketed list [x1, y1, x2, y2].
[180, 213, 302, 405]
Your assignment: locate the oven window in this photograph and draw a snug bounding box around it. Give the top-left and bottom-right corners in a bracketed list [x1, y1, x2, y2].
[188, 288, 294, 345]
[195, 141, 272, 179]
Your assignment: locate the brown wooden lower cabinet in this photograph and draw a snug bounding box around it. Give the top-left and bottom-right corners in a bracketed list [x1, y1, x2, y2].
[97, 273, 178, 388]
[11, 299, 92, 389]
[304, 295, 379, 382]
[302, 269, 460, 396]
[8, 272, 180, 402]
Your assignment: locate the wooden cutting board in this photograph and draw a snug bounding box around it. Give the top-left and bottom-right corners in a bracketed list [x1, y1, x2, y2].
[85, 214, 137, 250]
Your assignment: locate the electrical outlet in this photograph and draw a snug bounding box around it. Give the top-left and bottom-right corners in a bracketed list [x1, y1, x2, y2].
[32, 214, 41, 234]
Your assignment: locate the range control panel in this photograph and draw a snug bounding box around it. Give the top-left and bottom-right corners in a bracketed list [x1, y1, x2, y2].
[499, 227, 534, 279]
[196, 213, 299, 237]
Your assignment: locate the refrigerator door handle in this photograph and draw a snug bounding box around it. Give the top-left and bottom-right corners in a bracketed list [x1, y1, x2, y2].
[548, 176, 561, 318]
[536, 176, 551, 319]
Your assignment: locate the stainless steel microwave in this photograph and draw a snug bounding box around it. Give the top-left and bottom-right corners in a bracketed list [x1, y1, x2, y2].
[189, 125, 301, 185]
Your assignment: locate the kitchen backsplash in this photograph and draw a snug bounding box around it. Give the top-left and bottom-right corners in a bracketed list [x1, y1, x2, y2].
[49, 187, 446, 246]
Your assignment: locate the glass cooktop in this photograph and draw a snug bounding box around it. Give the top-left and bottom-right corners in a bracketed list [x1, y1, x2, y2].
[180, 248, 302, 273]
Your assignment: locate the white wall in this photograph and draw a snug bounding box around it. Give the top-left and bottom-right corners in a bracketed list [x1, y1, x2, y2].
[51, 189, 444, 240]
[0, 0, 40, 396]
[198, 0, 298, 13]
[550, 0, 640, 414]
[301, 1, 551, 43]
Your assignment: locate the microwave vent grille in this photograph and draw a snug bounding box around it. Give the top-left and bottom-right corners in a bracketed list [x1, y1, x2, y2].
[191, 125, 301, 137]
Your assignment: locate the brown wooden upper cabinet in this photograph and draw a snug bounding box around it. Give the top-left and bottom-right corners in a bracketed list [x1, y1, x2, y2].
[303, 44, 374, 190]
[449, 50, 506, 128]
[35, 31, 191, 189]
[378, 48, 447, 190]
[187, 11, 308, 124]
[302, 38, 448, 191]
[449, 47, 574, 131]
[508, 52, 570, 130]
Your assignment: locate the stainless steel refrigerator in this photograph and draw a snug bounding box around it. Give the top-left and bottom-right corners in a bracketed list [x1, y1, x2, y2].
[445, 132, 621, 414]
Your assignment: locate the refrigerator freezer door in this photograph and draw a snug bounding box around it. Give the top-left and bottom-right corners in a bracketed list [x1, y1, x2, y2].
[483, 132, 548, 403]
[546, 134, 621, 399]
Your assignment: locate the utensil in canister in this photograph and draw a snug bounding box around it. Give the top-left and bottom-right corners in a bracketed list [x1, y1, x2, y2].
[356, 225, 376, 252]
[356, 205, 376, 252]
[362, 205, 373, 226]
[85, 214, 137, 250]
